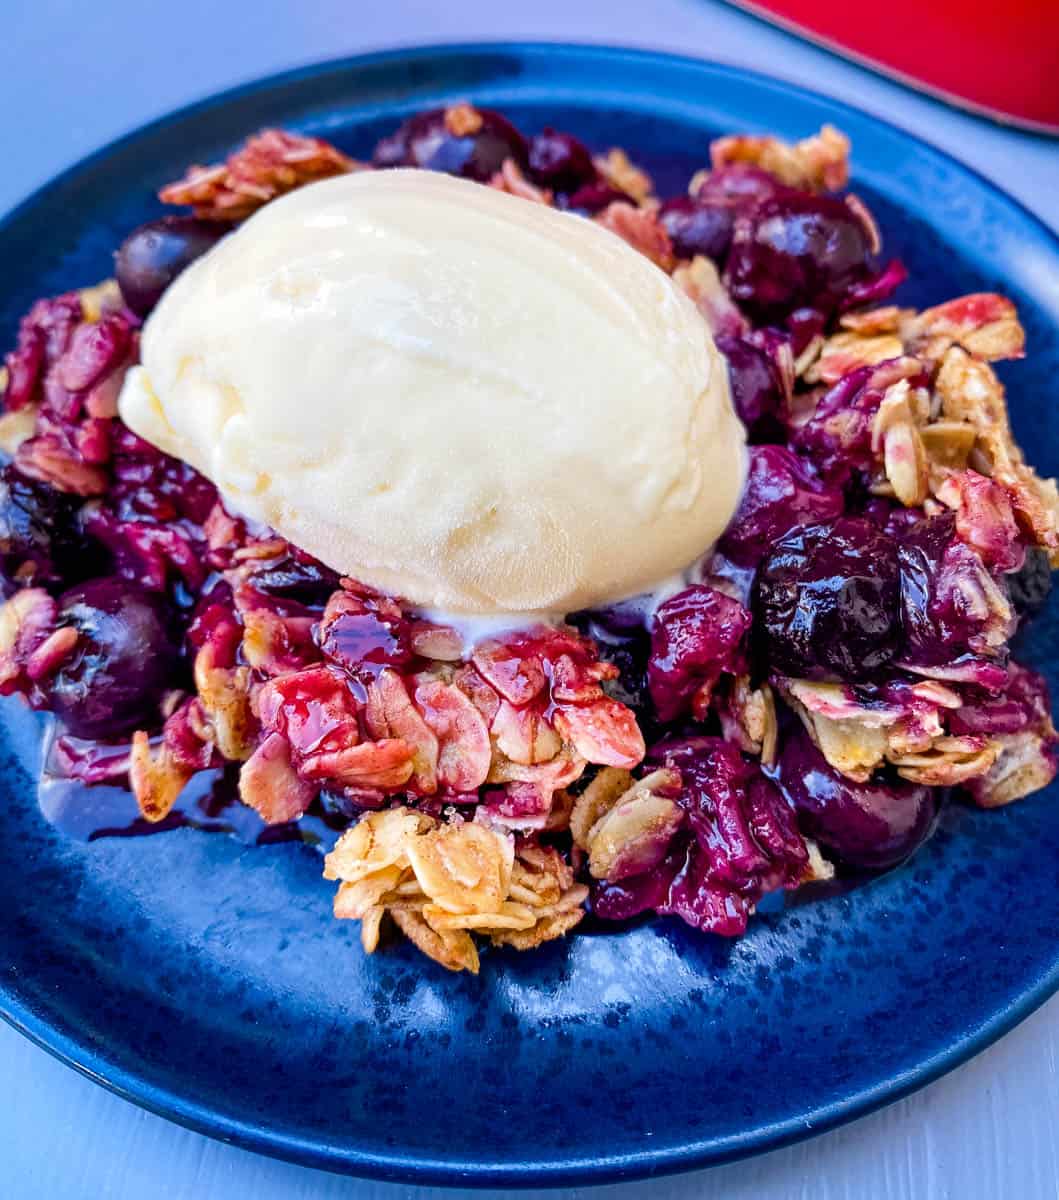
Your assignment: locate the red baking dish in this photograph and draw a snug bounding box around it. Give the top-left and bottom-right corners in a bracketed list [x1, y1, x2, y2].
[728, 0, 1059, 132]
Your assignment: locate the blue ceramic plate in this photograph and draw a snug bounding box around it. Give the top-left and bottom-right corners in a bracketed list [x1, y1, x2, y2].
[2, 44, 1059, 1187]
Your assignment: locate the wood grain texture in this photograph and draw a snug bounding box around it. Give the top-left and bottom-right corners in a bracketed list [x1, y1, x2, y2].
[2, 1, 1059, 1197]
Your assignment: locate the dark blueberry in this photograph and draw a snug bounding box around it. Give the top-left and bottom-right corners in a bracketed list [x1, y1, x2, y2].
[559, 182, 628, 215]
[718, 445, 845, 570]
[772, 728, 937, 870]
[785, 306, 828, 357]
[898, 512, 1008, 666]
[725, 193, 874, 321]
[599, 644, 650, 714]
[717, 336, 786, 442]
[842, 259, 908, 310]
[247, 555, 340, 608]
[317, 789, 360, 829]
[898, 513, 958, 662]
[1006, 546, 1053, 620]
[318, 607, 413, 675]
[116, 217, 229, 316]
[372, 107, 527, 182]
[51, 578, 181, 739]
[527, 128, 596, 192]
[648, 586, 752, 722]
[754, 516, 901, 681]
[570, 607, 651, 717]
[658, 196, 734, 261]
[0, 466, 99, 593]
[692, 163, 784, 209]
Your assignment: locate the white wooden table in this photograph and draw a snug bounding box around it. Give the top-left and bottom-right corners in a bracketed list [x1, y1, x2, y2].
[3, 2, 1059, 1196]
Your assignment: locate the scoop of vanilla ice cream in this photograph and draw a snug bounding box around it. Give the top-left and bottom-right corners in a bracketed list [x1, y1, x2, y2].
[119, 169, 745, 615]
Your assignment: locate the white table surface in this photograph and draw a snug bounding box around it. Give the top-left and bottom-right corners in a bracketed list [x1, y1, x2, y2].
[3, 2, 1058, 1197]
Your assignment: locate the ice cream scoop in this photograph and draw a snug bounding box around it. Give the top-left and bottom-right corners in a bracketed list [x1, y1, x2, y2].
[119, 168, 745, 616]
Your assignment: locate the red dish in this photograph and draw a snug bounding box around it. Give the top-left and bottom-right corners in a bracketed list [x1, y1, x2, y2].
[730, 0, 1059, 132]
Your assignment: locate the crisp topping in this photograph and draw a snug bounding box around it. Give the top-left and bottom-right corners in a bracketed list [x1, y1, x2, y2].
[709, 124, 850, 191]
[325, 808, 586, 972]
[159, 128, 357, 220]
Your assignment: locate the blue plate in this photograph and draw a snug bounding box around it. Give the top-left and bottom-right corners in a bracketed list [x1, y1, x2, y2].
[2, 44, 1059, 1187]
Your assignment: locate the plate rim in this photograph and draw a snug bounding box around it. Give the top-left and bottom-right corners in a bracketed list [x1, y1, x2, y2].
[2, 40, 1059, 1187]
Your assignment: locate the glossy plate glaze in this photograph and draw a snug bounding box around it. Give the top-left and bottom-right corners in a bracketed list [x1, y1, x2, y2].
[2, 45, 1059, 1187]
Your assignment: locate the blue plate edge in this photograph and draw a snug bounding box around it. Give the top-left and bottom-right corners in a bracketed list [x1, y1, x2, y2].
[1, 41, 1058, 1187]
[4, 963, 1057, 1187]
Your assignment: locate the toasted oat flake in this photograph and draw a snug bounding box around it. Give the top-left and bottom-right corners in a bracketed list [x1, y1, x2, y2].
[890, 737, 999, 787]
[77, 279, 123, 323]
[594, 201, 674, 270]
[392, 908, 481, 974]
[325, 806, 586, 970]
[129, 731, 193, 823]
[593, 148, 654, 205]
[570, 767, 633, 849]
[794, 701, 888, 782]
[920, 421, 977, 471]
[405, 821, 514, 915]
[587, 784, 684, 881]
[238, 732, 314, 824]
[324, 807, 428, 884]
[444, 103, 484, 137]
[489, 158, 552, 204]
[709, 123, 850, 191]
[805, 330, 906, 385]
[902, 293, 1025, 363]
[193, 647, 256, 762]
[969, 731, 1058, 808]
[720, 676, 779, 764]
[160, 128, 356, 220]
[672, 255, 747, 338]
[0, 588, 57, 688]
[0, 406, 39, 457]
[873, 380, 929, 506]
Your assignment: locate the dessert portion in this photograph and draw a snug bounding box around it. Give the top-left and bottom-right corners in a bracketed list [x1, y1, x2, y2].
[120, 168, 744, 616]
[0, 106, 1056, 976]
